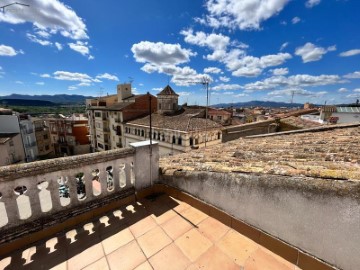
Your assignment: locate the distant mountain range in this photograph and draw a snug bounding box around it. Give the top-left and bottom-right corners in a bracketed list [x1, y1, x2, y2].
[0, 99, 57, 106]
[0, 94, 94, 105]
[212, 100, 306, 108]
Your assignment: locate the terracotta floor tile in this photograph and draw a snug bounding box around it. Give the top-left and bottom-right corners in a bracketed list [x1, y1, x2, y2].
[198, 217, 230, 243]
[149, 243, 191, 270]
[186, 264, 201, 270]
[133, 261, 153, 270]
[129, 216, 157, 238]
[67, 243, 104, 270]
[193, 246, 239, 270]
[175, 228, 213, 262]
[171, 198, 191, 213]
[82, 257, 109, 270]
[161, 214, 193, 240]
[101, 227, 134, 255]
[217, 229, 259, 266]
[151, 208, 177, 225]
[107, 240, 146, 270]
[0, 257, 11, 269]
[49, 261, 67, 270]
[137, 226, 172, 258]
[244, 248, 294, 270]
[260, 247, 297, 269]
[180, 207, 208, 225]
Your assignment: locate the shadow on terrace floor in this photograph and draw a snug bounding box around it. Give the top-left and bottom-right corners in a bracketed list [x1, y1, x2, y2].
[0, 193, 181, 270]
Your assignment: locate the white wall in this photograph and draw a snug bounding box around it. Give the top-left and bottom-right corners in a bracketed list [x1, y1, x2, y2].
[0, 115, 20, 133]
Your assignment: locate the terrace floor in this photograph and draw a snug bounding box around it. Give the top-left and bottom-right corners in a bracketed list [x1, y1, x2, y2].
[0, 194, 301, 270]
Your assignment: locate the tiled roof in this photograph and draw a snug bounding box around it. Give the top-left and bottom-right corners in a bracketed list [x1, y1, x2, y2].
[157, 85, 178, 96]
[105, 102, 132, 111]
[280, 116, 322, 129]
[160, 124, 360, 180]
[127, 108, 221, 132]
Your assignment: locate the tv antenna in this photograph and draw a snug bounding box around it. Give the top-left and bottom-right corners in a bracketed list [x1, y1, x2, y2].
[290, 90, 295, 104]
[1, 2, 29, 13]
[128, 77, 134, 85]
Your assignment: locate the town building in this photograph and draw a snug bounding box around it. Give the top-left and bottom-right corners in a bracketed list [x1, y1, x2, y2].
[86, 83, 157, 152]
[0, 108, 26, 166]
[207, 107, 232, 125]
[124, 85, 223, 156]
[320, 106, 360, 124]
[19, 114, 38, 162]
[47, 114, 90, 157]
[32, 118, 54, 159]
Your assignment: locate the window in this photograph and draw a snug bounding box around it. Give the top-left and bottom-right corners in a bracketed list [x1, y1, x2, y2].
[178, 136, 182, 145]
[217, 132, 221, 140]
[45, 145, 50, 150]
[162, 134, 165, 141]
[217, 116, 222, 120]
[9, 140, 14, 147]
[159, 103, 162, 110]
[95, 112, 101, 117]
[43, 134, 48, 140]
[172, 135, 176, 144]
[190, 137, 194, 146]
[153, 132, 156, 139]
[97, 143, 104, 149]
[141, 130, 144, 137]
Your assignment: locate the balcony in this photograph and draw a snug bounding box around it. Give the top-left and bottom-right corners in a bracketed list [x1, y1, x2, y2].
[0, 124, 359, 270]
[25, 141, 37, 148]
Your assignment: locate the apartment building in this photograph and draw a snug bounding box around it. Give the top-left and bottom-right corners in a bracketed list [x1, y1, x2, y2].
[0, 108, 26, 166]
[18, 115, 38, 162]
[86, 83, 157, 152]
[47, 114, 90, 157]
[33, 118, 54, 159]
[124, 85, 223, 156]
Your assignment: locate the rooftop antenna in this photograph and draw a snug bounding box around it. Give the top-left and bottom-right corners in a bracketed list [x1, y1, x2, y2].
[290, 90, 295, 104]
[128, 77, 134, 85]
[1, 2, 29, 13]
[98, 87, 104, 100]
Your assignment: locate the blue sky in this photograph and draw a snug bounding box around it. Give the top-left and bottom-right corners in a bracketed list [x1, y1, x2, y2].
[0, 0, 359, 105]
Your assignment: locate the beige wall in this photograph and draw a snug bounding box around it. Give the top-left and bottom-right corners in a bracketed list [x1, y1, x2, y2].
[0, 134, 25, 166]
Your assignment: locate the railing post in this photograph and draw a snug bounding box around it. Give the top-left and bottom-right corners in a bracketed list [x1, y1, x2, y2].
[130, 140, 159, 191]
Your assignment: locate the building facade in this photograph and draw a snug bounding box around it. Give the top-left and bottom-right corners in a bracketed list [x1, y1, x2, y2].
[86, 83, 157, 152]
[33, 118, 54, 159]
[19, 115, 38, 162]
[47, 114, 90, 157]
[124, 85, 223, 157]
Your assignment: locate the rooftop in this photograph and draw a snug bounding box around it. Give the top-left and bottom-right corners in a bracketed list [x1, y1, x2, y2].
[127, 108, 222, 132]
[157, 85, 178, 96]
[160, 123, 360, 181]
[0, 133, 18, 144]
[280, 116, 322, 129]
[0, 193, 299, 270]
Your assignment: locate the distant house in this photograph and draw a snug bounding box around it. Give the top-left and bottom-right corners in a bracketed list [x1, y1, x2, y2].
[320, 106, 360, 124]
[207, 108, 232, 125]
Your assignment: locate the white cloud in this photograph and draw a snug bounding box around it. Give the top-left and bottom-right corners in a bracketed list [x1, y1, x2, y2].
[338, 88, 348, 93]
[223, 91, 234, 95]
[204, 67, 222, 74]
[0, 0, 88, 40]
[152, 87, 163, 91]
[295, 43, 336, 63]
[343, 71, 360, 79]
[233, 93, 249, 97]
[212, 83, 241, 91]
[306, 0, 321, 8]
[0, 44, 22, 56]
[77, 82, 91, 87]
[53, 71, 93, 83]
[36, 82, 45, 85]
[346, 93, 360, 99]
[200, 0, 289, 30]
[339, 49, 360, 57]
[292, 17, 301, 24]
[15, 81, 23, 84]
[96, 73, 119, 81]
[68, 85, 77, 91]
[178, 91, 191, 96]
[68, 41, 93, 59]
[219, 76, 230, 82]
[40, 73, 51, 78]
[243, 74, 341, 91]
[271, 68, 289, 76]
[26, 33, 52, 46]
[354, 89, 360, 93]
[268, 88, 327, 97]
[280, 42, 289, 51]
[131, 41, 196, 66]
[55, 42, 63, 50]
[225, 52, 292, 77]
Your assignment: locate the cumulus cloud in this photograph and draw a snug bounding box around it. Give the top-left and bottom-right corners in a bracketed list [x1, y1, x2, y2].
[52, 71, 100, 86]
[219, 76, 230, 82]
[68, 41, 93, 59]
[268, 88, 327, 97]
[0, 0, 88, 40]
[212, 83, 241, 91]
[295, 43, 336, 63]
[181, 29, 230, 60]
[343, 71, 360, 79]
[354, 89, 360, 93]
[96, 73, 119, 81]
[26, 33, 52, 46]
[292, 17, 301, 24]
[40, 73, 51, 78]
[55, 42, 63, 50]
[199, 0, 289, 30]
[280, 42, 289, 51]
[338, 88, 348, 93]
[306, 0, 321, 8]
[204, 67, 222, 74]
[68, 85, 77, 91]
[339, 49, 360, 57]
[225, 52, 292, 77]
[0, 44, 23, 56]
[271, 68, 289, 76]
[152, 87, 163, 91]
[132, 41, 195, 66]
[243, 74, 341, 91]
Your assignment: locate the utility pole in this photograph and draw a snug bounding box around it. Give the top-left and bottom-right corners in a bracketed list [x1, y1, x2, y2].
[202, 77, 210, 148]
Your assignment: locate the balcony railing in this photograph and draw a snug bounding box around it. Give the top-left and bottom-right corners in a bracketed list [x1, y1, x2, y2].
[0, 141, 159, 237]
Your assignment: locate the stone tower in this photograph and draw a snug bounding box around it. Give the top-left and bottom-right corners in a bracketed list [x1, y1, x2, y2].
[157, 85, 179, 115]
